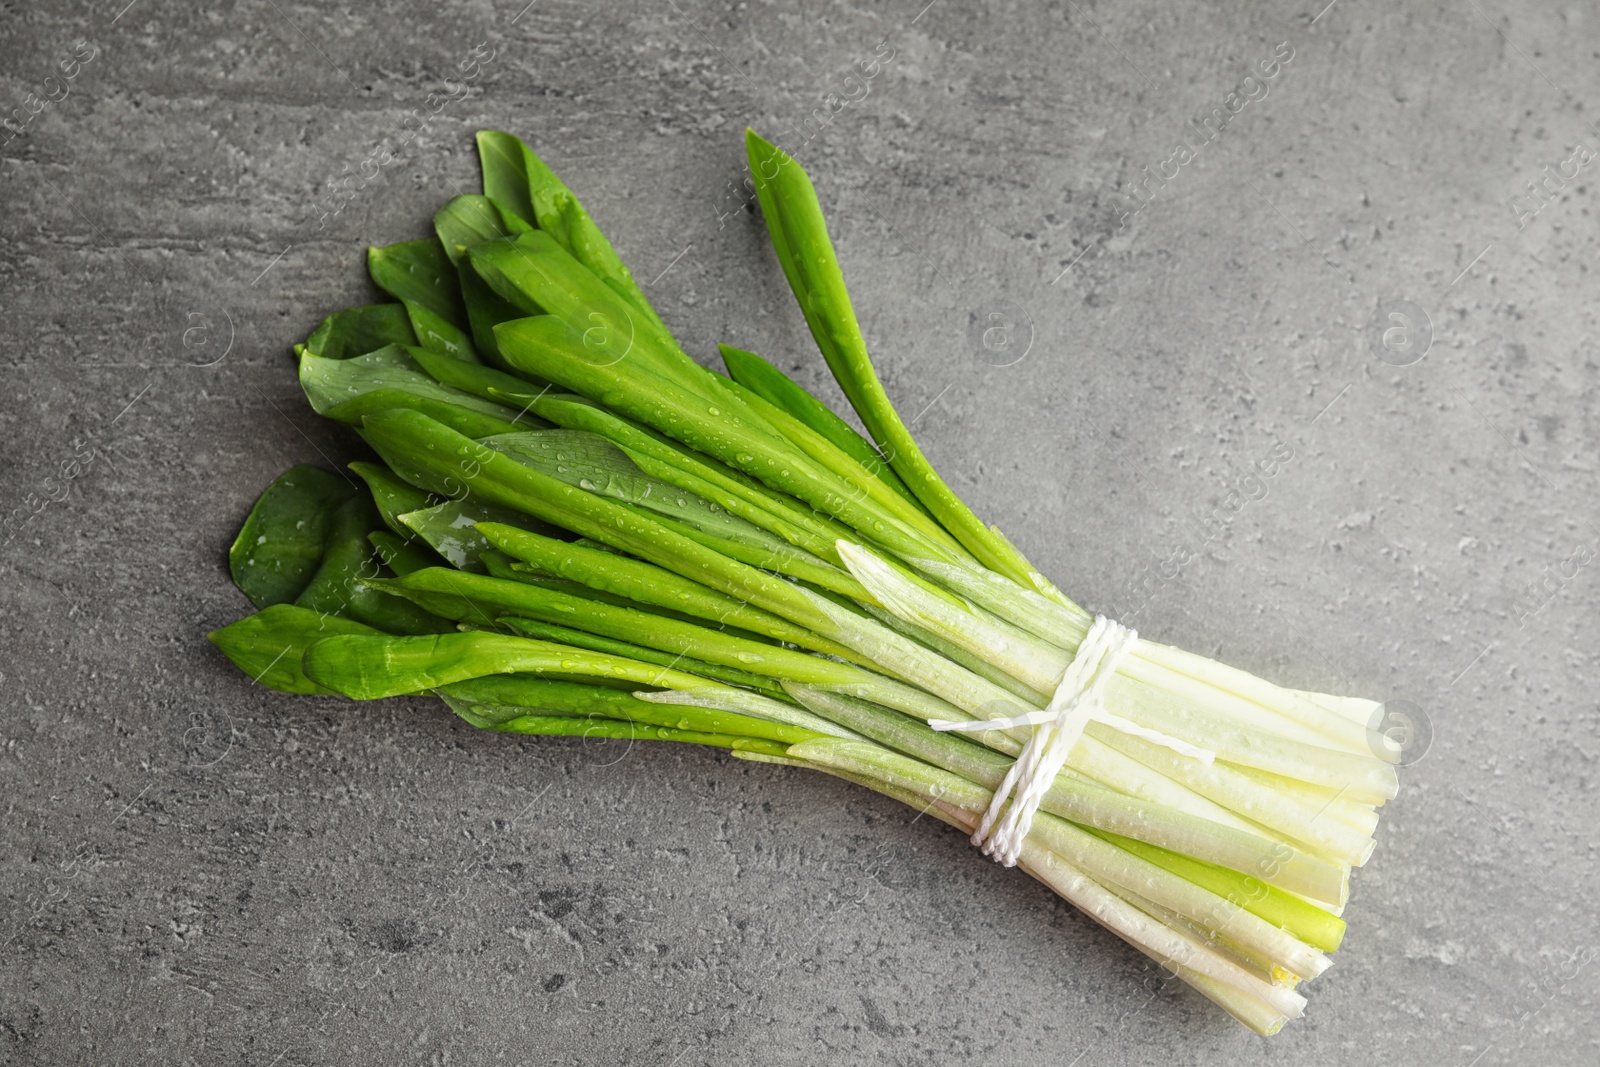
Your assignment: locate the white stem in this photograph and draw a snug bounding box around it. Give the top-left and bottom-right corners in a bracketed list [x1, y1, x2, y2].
[908, 553, 1394, 761]
[1095, 728, 1377, 867]
[1231, 766, 1381, 836]
[1014, 843, 1307, 1018]
[792, 739, 1330, 981]
[850, 543, 1397, 796]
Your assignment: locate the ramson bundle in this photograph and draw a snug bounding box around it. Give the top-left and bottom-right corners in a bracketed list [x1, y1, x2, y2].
[211, 129, 1400, 1034]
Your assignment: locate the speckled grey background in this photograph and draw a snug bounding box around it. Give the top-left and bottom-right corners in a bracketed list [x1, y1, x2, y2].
[3, 0, 1598, 1063]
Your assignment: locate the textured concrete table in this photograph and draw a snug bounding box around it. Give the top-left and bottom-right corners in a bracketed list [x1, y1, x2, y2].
[3, 1, 1597, 1064]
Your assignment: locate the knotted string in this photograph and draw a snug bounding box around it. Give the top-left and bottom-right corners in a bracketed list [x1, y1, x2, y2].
[930, 616, 1212, 866]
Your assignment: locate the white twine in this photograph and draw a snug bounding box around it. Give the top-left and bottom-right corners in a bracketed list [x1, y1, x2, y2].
[929, 616, 1214, 867]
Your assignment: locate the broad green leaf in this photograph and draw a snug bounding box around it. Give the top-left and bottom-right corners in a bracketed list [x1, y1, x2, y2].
[746, 130, 1047, 594]
[478, 522, 847, 658]
[397, 498, 555, 573]
[403, 299, 481, 364]
[293, 496, 454, 635]
[475, 130, 667, 336]
[304, 303, 417, 359]
[368, 530, 443, 576]
[468, 234, 700, 392]
[491, 316, 959, 571]
[360, 409, 835, 633]
[300, 630, 719, 700]
[377, 569, 846, 686]
[495, 616, 791, 698]
[349, 460, 438, 537]
[324, 389, 520, 437]
[480, 552, 734, 633]
[475, 129, 537, 225]
[718, 343, 919, 507]
[524, 391, 853, 562]
[480, 431, 864, 601]
[459, 261, 526, 369]
[298, 345, 528, 430]
[368, 239, 463, 324]
[228, 464, 359, 609]
[480, 429, 819, 568]
[406, 344, 552, 409]
[434, 195, 538, 372]
[208, 604, 382, 695]
[362, 575, 500, 625]
[433, 194, 532, 266]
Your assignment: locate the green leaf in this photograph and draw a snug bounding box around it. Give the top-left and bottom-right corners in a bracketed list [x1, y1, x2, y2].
[525, 391, 853, 562]
[746, 129, 1051, 596]
[349, 460, 439, 537]
[368, 530, 444, 576]
[493, 315, 962, 570]
[298, 345, 528, 431]
[304, 303, 417, 359]
[482, 556, 744, 634]
[381, 568, 859, 686]
[406, 344, 552, 409]
[361, 408, 836, 633]
[467, 233, 707, 395]
[475, 129, 538, 225]
[433, 194, 532, 266]
[440, 676, 660, 719]
[476, 523, 864, 663]
[439, 675, 818, 745]
[480, 428, 856, 595]
[494, 616, 790, 698]
[480, 551, 740, 633]
[403, 299, 481, 364]
[475, 130, 667, 329]
[208, 604, 383, 695]
[368, 239, 464, 324]
[718, 343, 919, 508]
[325, 389, 521, 438]
[293, 496, 455, 635]
[300, 630, 723, 700]
[397, 498, 556, 573]
[483, 429, 760, 543]
[458, 260, 527, 370]
[434, 195, 540, 371]
[228, 464, 359, 610]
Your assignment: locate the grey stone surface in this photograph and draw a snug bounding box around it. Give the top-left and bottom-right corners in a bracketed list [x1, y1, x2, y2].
[3, 0, 1598, 1063]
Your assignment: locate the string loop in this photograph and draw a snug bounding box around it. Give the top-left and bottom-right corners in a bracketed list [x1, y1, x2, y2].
[930, 616, 1210, 867]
